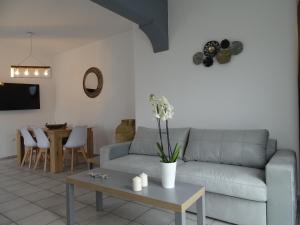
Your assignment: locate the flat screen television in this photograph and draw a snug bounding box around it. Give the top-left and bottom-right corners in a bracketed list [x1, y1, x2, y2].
[0, 83, 40, 110]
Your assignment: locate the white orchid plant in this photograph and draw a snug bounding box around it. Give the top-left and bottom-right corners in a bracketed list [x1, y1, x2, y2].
[149, 94, 180, 163]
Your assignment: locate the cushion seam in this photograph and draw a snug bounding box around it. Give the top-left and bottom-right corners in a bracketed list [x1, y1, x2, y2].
[177, 173, 266, 189]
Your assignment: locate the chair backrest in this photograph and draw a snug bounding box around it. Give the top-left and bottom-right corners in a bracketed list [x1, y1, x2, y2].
[20, 128, 37, 148]
[64, 126, 87, 149]
[33, 128, 50, 149]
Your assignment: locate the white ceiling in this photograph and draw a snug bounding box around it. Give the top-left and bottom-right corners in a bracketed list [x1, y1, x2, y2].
[0, 0, 133, 58]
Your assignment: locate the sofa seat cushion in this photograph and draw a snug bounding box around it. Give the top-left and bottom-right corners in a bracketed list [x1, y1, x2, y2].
[102, 154, 184, 178]
[176, 162, 267, 202]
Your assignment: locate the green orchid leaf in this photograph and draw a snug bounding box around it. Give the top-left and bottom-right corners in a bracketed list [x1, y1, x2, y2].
[170, 143, 180, 162]
[156, 142, 168, 162]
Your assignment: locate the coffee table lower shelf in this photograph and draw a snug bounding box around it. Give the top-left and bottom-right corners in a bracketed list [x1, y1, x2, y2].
[66, 169, 206, 225]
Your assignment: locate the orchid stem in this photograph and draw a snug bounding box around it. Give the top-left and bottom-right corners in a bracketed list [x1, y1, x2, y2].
[166, 120, 172, 161]
[157, 118, 164, 153]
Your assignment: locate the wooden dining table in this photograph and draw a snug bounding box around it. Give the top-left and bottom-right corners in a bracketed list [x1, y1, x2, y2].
[16, 128, 94, 173]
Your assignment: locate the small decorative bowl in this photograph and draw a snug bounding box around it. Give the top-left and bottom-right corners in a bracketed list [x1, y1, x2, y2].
[45, 123, 67, 130]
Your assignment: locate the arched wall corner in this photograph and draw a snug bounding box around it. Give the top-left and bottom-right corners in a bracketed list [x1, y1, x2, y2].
[90, 0, 169, 53]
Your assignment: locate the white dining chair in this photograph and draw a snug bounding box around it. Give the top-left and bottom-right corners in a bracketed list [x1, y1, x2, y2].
[63, 126, 88, 172]
[20, 128, 37, 168]
[33, 128, 50, 172]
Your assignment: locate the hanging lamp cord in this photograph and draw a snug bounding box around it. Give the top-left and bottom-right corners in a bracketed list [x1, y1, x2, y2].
[17, 32, 46, 66]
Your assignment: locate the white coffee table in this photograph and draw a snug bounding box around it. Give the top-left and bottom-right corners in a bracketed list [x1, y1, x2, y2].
[66, 168, 205, 225]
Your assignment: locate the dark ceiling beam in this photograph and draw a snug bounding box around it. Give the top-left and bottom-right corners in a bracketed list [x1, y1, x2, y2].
[90, 0, 169, 53]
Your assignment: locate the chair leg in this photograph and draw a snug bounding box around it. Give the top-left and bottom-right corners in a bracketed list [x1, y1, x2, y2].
[62, 149, 65, 168]
[71, 149, 74, 172]
[34, 149, 39, 163]
[75, 152, 79, 165]
[74, 150, 77, 168]
[34, 151, 42, 170]
[32, 149, 36, 164]
[80, 148, 88, 163]
[44, 150, 47, 172]
[29, 148, 33, 168]
[21, 150, 29, 167]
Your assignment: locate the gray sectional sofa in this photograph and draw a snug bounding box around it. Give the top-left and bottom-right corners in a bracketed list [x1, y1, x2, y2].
[99, 127, 297, 225]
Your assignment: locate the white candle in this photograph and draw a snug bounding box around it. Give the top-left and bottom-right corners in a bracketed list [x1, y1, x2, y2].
[139, 173, 148, 187]
[132, 176, 142, 191]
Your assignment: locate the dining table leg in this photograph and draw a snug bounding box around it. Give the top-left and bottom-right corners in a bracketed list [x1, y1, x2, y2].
[49, 133, 64, 173]
[16, 130, 24, 165]
[87, 128, 94, 158]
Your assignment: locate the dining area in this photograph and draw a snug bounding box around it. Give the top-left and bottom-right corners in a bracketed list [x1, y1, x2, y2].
[16, 124, 94, 173]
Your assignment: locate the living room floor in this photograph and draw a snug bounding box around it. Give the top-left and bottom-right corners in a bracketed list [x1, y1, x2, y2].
[0, 158, 298, 225]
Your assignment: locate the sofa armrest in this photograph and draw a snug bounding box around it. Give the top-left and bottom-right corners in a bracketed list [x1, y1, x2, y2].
[99, 142, 131, 166]
[266, 149, 297, 225]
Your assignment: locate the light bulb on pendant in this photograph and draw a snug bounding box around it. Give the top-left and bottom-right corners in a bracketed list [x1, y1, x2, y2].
[34, 69, 39, 76]
[24, 69, 29, 76]
[44, 69, 48, 76]
[15, 69, 20, 76]
[10, 68, 15, 78]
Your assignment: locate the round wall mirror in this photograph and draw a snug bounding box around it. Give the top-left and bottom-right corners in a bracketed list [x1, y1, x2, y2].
[83, 67, 103, 98]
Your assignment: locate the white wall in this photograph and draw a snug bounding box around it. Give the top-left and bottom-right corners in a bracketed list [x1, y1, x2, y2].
[53, 31, 135, 152]
[134, 0, 299, 155]
[0, 38, 56, 158]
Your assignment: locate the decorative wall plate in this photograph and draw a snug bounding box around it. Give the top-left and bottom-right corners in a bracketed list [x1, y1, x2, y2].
[193, 39, 243, 67]
[220, 39, 230, 49]
[203, 41, 220, 57]
[230, 41, 243, 55]
[193, 52, 204, 65]
[216, 49, 231, 64]
[203, 57, 214, 67]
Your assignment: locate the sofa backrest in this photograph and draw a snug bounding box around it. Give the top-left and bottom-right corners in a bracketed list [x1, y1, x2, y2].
[184, 129, 269, 169]
[266, 139, 277, 162]
[129, 127, 190, 159]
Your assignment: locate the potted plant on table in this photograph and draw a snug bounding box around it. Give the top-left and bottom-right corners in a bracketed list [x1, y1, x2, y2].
[149, 94, 180, 189]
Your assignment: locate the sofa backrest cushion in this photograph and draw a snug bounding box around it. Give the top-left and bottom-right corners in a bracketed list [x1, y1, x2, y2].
[129, 127, 190, 159]
[184, 129, 269, 168]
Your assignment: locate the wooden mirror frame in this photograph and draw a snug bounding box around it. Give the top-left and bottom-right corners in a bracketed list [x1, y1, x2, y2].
[83, 67, 103, 98]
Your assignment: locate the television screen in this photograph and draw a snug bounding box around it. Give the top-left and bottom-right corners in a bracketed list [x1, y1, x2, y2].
[0, 83, 40, 110]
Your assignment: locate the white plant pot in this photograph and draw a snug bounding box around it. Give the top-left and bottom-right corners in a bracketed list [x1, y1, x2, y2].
[161, 161, 177, 189]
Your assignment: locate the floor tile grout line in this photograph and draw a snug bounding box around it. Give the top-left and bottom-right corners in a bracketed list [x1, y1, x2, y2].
[0, 173, 71, 223]
[0, 211, 15, 224]
[110, 203, 152, 223]
[129, 207, 152, 223]
[0, 161, 229, 225]
[5, 184, 126, 225]
[3, 203, 45, 224]
[1, 174, 63, 191]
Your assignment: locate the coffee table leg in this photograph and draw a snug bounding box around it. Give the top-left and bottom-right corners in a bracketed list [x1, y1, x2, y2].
[175, 211, 186, 225]
[96, 191, 103, 211]
[66, 183, 75, 225]
[196, 194, 206, 225]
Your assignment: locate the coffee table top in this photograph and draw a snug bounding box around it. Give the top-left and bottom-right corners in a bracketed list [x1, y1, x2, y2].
[66, 168, 205, 212]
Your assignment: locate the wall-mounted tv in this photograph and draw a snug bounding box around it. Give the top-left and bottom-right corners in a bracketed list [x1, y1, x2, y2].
[0, 83, 40, 111]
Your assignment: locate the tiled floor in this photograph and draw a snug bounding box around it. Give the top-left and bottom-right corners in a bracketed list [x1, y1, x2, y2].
[0, 157, 297, 225]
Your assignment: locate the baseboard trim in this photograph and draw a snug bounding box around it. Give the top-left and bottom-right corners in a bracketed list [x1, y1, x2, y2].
[0, 155, 16, 160]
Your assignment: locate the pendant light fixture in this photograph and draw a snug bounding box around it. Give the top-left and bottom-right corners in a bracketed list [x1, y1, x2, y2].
[10, 32, 51, 78]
